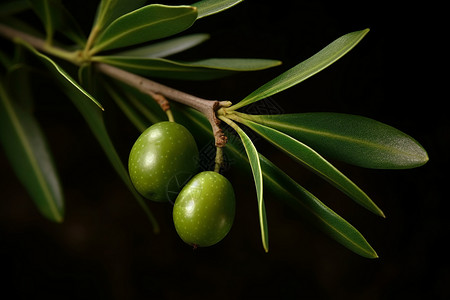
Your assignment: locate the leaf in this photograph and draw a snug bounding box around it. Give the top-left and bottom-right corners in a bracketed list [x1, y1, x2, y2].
[192, 0, 243, 19]
[219, 116, 269, 252]
[112, 79, 167, 124]
[28, 0, 86, 46]
[102, 79, 150, 132]
[0, 15, 45, 40]
[243, 112, 429, 169]
[233, 115, 384, 217]
[176, 107, 377, 258]
[7, 44, 35, 111]
[229, 29, 370, 111]
[20, 41, 159, 232]
[0, 80, 64, 222]
[117, 33, 210, 58]
[258, 155, 378, 258]
[92, 56, 281, 80]
[17, 40, 104, 110]
[91, 4, 198, 53]
[28, 0, 55, 42]
[63, 85, 159, 233]
[92, 0, 146, 32]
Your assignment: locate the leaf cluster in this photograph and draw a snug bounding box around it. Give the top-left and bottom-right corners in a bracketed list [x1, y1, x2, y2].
[0, 0, 428, 257]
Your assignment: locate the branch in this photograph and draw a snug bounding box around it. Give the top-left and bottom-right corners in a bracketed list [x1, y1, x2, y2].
[0, 23, 230, 147]
[0, 23, 80, 63]
[95, 63, 229, 147]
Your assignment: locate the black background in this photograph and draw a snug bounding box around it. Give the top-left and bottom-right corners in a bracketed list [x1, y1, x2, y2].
[1, 1, 447, 299]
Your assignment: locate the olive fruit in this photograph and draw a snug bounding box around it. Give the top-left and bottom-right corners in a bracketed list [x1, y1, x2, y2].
[173, 171, 235, 247]
[128, 121, 199, 202]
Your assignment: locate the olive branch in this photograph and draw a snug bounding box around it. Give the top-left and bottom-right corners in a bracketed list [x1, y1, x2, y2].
[0, 0, 428, 256]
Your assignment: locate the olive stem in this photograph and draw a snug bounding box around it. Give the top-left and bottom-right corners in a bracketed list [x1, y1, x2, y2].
[214, 147, 224, 173]
[166, 109, 175, 122]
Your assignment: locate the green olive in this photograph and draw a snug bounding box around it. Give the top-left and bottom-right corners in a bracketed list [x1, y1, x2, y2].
[173, 171, 235, 247]
[128, 121, 198, 202]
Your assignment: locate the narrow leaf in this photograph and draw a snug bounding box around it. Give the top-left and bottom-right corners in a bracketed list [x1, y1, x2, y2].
[92, 4, 198, 53]
[0, 81, 64, 222]
[28, 0, 54, 42]
[0, 15, 45, 39]
[229, 29, 370, 111]
[92, 56, 281, 80]
[244, 112, 429, 169]
[102, 79, 149, 132]
[17, 40, 104, 110]
[259, 155, 378, 258]
[177, 108, 377, 258]
[112, 79, 167, 124]
[5, 44, 35, 111]
[62, 86, 159, 233]
[192, 0, 243, 19]
[219, 116, 269, 252]
[117, 33, 210, 58]
[21, 41, 159, 232]
[234, 115, 384, 217]
[28, 0, 86, 46]
[93, 0, 146, 32]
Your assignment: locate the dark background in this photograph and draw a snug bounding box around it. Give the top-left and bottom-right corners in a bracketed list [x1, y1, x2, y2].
[1, 0, 447, 299]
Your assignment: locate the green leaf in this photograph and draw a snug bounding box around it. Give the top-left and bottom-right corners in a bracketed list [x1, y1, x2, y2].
[219, 116, 269, 252]
[243, 112, 429, 169]
[112, 79, 167, 124]
[91, 4, 198, 53]
[77, 63, 94, 91]
[20, 41, 159, 232]
[92, 56, 281, 80]
[229, 29, 370, 111]
[28, 0, 86, 46]
[63, 85, 159, 233]
[192, 0, 243, 19]
[0, 80, 64, 222]
[102, 79, 150, 132]
[258, 155, 378, 259]
[232, 115, 384, 217]
[117, 33, 210, 58]
[0, 15, 45, 40]
[176, 108, 377, 258]
[7, 45, 35, 111]
[17, 40, 104, 110]
[92, 0, 146, 32]
[28, 0, 55, 42]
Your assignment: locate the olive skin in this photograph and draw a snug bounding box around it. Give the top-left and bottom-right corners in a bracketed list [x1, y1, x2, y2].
[173, 171, 235, 247]
[128, 121, 198, 202]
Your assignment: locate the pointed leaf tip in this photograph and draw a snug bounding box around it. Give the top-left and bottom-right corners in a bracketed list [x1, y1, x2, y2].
[230, 29, 370, 111]
[234, 115, 385, 217]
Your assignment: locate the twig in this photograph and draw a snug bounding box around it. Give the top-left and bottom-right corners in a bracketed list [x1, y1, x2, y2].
[0, 23, 80, 63]
[95, 63, 229, 147]
[0, 23, 230, 147]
